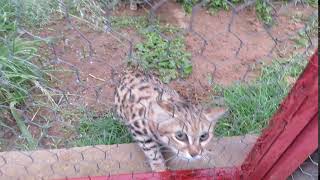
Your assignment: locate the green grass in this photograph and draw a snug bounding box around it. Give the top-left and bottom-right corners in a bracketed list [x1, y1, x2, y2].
[255, 0, 273, 26]
[75, 114, 132, 146]
[0, 38, 43, 105]
[14, 0, 58, 27]
[176, 0, 237, 13]
[110, 16, 149, 30]
[176, 0, 198, 13]
[5, 0, 123, 29]
[214, 54, 308, 136]
[307, 0, 318, 7]
[291, 12, 318, 49]
[0, 0, 50, 111]
[0, 0, 54, 150]
[176, 0, 275, 26]
[135, 31, 192, 83]
[0, 0, 16, 36]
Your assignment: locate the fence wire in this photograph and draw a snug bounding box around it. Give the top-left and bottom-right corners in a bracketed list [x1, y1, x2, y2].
[0, 0, 318, 179]
[289, 150, 319, 180]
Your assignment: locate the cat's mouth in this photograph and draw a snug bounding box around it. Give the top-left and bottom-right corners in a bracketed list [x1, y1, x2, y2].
[168, 147, 203, 160]
[184, 153, 202, 160]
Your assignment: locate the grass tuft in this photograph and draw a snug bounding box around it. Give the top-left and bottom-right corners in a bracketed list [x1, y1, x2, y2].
[14, 0, 58, 27]
[75, 114, 132, 146]
[176, 0, 275, 26]
[135, 30, 192, 83]
[0, 0, 53, 150]
[255, 0, 273, 26]
[214, 54, 308, 136]
[291, 12, 318, 49]
[110, 16, 149, 30]
[111, 16, 192, 83]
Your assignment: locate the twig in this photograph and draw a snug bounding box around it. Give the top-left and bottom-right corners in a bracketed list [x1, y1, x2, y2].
[89, 74, 106, 82]
[30, 108, 40, 122]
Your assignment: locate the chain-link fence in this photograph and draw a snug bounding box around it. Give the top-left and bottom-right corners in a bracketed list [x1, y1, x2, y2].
[0, 0, 318, 179]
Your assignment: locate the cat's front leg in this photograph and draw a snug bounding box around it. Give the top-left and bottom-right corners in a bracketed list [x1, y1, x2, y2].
[133, 134, 167, 172]
[145, 148, 166, 172]
[138, 139, 167, 172]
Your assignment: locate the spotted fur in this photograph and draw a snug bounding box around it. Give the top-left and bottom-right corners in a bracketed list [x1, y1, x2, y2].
[114, 69, 227, 172]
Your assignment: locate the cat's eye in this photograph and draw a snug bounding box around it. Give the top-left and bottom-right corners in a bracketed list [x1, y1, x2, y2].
[200, 133, 209, 142]
[175, 131, 188, 141]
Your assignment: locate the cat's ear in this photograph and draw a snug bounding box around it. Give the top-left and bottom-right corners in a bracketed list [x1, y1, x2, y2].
[203, 107, 228, 123]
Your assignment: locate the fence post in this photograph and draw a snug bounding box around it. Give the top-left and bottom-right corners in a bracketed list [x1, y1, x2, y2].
[241, 49, 318, 180]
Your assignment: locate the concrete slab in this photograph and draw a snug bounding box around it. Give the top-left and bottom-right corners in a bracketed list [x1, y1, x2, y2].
[0, 135, 257, 180]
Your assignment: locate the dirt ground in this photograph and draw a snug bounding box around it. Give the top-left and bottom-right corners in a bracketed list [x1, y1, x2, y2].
[1, 1, 317, 150]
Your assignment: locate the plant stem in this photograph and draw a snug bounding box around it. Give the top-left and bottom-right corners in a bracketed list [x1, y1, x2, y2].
[9, 101, 37, 150]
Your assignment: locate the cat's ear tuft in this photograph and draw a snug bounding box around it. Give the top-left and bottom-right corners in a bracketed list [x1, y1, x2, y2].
[203, 107, 228, 123]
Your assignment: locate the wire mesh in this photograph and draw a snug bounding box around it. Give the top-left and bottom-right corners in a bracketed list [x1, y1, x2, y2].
[289, 150, 319, 180]
[0, 0, 318, 179]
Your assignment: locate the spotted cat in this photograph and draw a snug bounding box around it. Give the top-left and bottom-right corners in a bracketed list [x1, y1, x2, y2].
[114, 69, 227, 172]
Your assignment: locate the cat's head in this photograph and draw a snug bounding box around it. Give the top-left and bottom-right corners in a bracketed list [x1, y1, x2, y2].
[148, 100, 228, 160]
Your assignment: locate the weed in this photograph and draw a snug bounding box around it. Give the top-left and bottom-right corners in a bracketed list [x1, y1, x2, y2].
[307, 0, 318, 7]
[0, 0, 53, 150]
[110, 16, 149, 31]
[177, 0, 274, 26]
[110, 16, 192, 83]
[0, 0, 16, 36]
[291, 12, 318, 49]
[255, 0, 273, 26]
[176, 0, 198, 13]
[207, 0, 231, 11]
[14, 0, 58, 27]
[214, 54, 308, 136]
[177, 0, 243, 13]
[135, 30, 192, 83]
[64, 0, 105, 30]
[75, 114, 132, 146]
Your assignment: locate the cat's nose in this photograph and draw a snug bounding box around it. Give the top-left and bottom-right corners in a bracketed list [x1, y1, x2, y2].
[188, 146, 201, 158]
[190, 152, 199, 157]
